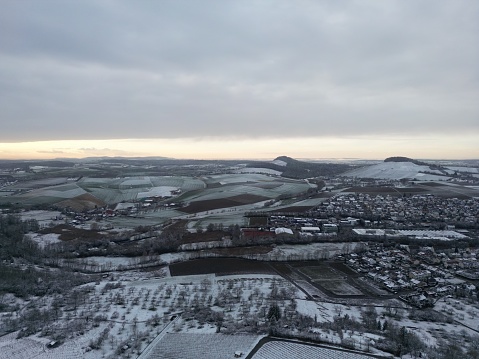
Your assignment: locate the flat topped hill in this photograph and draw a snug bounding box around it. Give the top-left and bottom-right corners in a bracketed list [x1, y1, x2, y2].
[344, 157, 450, 180]
[245, 156, 353, 179]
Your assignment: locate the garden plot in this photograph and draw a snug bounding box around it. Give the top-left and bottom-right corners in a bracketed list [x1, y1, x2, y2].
[145, 333, 261, 359]
[251, 340, 377, 359]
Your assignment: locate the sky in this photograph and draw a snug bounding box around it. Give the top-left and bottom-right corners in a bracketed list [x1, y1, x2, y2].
[0, 0, 478, 160]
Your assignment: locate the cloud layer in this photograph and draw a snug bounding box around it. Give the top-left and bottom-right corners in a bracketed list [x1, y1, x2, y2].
[1, 0, 478, 143]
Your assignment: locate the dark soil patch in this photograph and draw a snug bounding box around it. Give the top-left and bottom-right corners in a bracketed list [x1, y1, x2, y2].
[179, 230, 225, 244]
[394, 187, 429, 194]
[329, 261, 358, 276]
[273, 206, 314, 213]
[248, 183, 283, 189]
[164, 219, 188, 232]
[39, 224, 104, 241]
[180, 194, 269, 213]
[169, 258, 275, 276]
[230, 194, 270, 204]
[248, 216, 268, 226]
[346, 186, 403, 195]
[419, 182, 445, 187]
[271, 262, 293, 276]
[211, 245, 273, 256]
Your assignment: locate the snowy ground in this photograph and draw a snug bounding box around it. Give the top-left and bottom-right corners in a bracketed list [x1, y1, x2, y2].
[143, 333, 262, 359]
[344, 162, 450, 181]
[3, 263, 479, 359]
[19, 210, 63, 227]
[251, 340, 377, 359]
[235, 167, 283, 176]
[26, 232, 62, 248]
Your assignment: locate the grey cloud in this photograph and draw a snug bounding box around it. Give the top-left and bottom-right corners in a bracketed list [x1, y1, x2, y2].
[0, 0, 478, 142]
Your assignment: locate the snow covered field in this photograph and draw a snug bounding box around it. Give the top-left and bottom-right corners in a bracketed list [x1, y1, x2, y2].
[344, 162, 450, 181]
[235, 167, 283, 176]
[144, 333, 261, 359]
[251, 340, 376, 359]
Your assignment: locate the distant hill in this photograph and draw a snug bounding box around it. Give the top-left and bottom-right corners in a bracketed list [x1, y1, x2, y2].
[0, 160, 76, 170]
[344, 156, 450, 180]
[246, 156, 353, 179]
[384, 156, 432, 167]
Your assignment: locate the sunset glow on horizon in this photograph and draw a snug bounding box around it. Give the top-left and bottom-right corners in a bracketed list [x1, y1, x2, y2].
[1, 135, 477, 161]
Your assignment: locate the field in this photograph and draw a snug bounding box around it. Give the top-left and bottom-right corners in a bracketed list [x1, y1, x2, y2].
[1, 269, 303, 359]
[144, 333, 261, 359]
[105, 209, 185, 228]
[294, 263, 365, 297]
[169, 258, 276, 276]
[315, 280, 364, 296]
[346, 182, 479, 199]
[250, 339, 379, 359]
[180, 194, 269, 213]
[77, 176, 205, 204]
[298, 266, 345, 281]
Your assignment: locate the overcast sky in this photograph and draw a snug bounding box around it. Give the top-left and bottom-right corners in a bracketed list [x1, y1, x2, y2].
[1, 0, 478, 159]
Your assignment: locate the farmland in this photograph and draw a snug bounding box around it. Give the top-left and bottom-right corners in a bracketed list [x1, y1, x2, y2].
[0, 172, 314, 219]
[1, 157, 479, 358]
[143, 333, 261, 359]
[169, 258, 276, 276]
[250, 339, 379, 359]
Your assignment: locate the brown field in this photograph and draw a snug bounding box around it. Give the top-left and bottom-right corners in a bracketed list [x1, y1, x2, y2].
[419, 182, 445, 187]
[298, 265, 344, 281]
[346, 186, 415, 196]
[329, 261, 358, 276]
[347, 183, 479, 199]
[40, 224, 105, 241]
[211, 245, 273, 256]
[248, 216, 268, 226]
[316, 280, 364, 296]
[56, 193, 106, 211]
[273, 206, 314, 213]
[169, 258, 276, 276]
[180, 194, 269, 213]
[415, 183, 479, 198]
[248, 183, 283, 189]
[179, 230, 225, 244]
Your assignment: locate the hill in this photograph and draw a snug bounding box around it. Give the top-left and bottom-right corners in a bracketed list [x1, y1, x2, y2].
[245, 156, 353, 179]
[344, 157, 450, 180]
